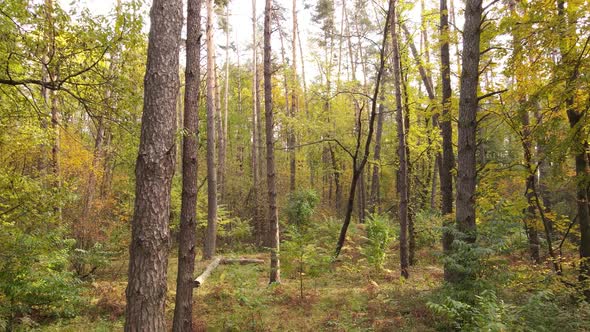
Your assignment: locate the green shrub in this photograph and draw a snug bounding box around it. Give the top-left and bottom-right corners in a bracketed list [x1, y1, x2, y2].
[428, 290, 516, 331]
[362, 214, 394, 270]
[0, 225, 83, 329]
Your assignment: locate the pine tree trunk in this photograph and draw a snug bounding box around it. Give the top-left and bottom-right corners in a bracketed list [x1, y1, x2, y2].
[289, 0, 298, 193]
[251, 0, 262, 245]
[439, 0, 455, 282]
[172, 0, 201, 329]
[453, 0, 482, 283]
[391, 2, 409, 278]
[264, 0, 280, 284]
[124, 0, 182, 329]
[203, 0, 218, 260]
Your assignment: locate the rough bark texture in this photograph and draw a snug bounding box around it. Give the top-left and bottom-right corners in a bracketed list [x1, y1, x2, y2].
[203, 0, 218, 260]
[454, 0, 482, 282]
[440, 0, 455, 282]
[172, 0, 201, 330]
[124, 0, 182, 329]
[264, 0, 280, 284]
[391, 3, 409, 278]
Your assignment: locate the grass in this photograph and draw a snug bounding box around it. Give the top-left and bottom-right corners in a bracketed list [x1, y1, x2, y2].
[39, 225, 445, 331]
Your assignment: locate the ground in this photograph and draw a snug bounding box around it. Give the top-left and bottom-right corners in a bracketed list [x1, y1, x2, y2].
[40, 225, 446, 331]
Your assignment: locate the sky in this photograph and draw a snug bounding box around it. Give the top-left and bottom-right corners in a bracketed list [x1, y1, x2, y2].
[58, 0, 432, 83]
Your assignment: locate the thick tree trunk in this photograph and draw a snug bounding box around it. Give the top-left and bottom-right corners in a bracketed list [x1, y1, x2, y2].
[264, 0, 280, 284]
[391, 3, 409, 278]
[124, 0, 182, 329]
[453, 0, 482, 283]
[172, 0, 201, 330]
[203, 0, 218, 260]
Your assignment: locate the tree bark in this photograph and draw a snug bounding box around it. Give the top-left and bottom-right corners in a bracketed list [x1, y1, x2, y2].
[172, 0, 201, 330]
[453, 0, 482, 282]
[124, 0, 182, 329]
[264, 0, 280, 284]
[440, 0, 455, 282]
[289, 0, 298, 193]
[251, 0, 262, 245]
[203, 0, 218, 260]
[391, 2, 409, 278]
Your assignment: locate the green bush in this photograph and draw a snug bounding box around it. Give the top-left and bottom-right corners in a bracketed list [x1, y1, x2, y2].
[428, 290, 516, 331]
[0, 224, 83, 329]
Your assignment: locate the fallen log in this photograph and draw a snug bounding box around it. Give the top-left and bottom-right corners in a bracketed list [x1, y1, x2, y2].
[193, 257, 265, 288]
[194, 256, 222, 288]
[221, 258, 265, 265]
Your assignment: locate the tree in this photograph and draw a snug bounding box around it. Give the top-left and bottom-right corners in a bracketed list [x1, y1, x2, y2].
[124, 0, 182, 329]
[439, 0, 456, 282]
[264, 0, 280, 284]
[453, 0, 483, 282]
[334, 0, 392, 258]
[390, 0, 409, 279]
[172, 0, 201, 329]
[203, 0, 218, 260]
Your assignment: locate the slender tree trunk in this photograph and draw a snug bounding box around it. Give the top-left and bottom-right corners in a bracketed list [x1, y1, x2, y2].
[335, 0, 392, 258]
[369, 96, 385, 214]
[215, 60, 225, 202]
[124, 0, 182, 329]
[520, 110, 542, 264]
[440, 0, 455, 282]
[329, 144, 342, 214]
[264, 0, 280, 284]
[289, 0, 298, 193]
[172, 0, 201, 330]
[391, 2, 409, 278]
[251, 0, 262, 245]
[453, 0, 482, 283]
[203, 0, 218, 260]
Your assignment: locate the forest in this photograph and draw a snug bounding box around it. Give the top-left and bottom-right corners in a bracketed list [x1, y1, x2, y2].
[1, 0, 590, 330]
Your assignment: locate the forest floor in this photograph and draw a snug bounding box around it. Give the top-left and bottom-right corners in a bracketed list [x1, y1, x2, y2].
[39, 225, 450, 331]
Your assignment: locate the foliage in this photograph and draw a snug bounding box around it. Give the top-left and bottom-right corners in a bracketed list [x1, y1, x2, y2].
[428, 290, 516, 331]
[362, 214, 394, 270]
[0, 223, 83, 328]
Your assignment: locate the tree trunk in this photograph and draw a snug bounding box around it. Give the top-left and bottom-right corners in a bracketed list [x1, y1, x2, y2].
[289, 0, 298, 193]
[391, 2, 409, 278]
[264, 0, 280, 284]
[557, 0, 590, 297]
[453, 0, 482, 283]
[172, 0, 201, 330]
[251, 0, 262, 245]
[439, 0, 455, 282]
[369, 98, 385, 215]
[215, 59, 225, 202]
[203, 0, 218, 260]
[124, 0, 182, 329]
